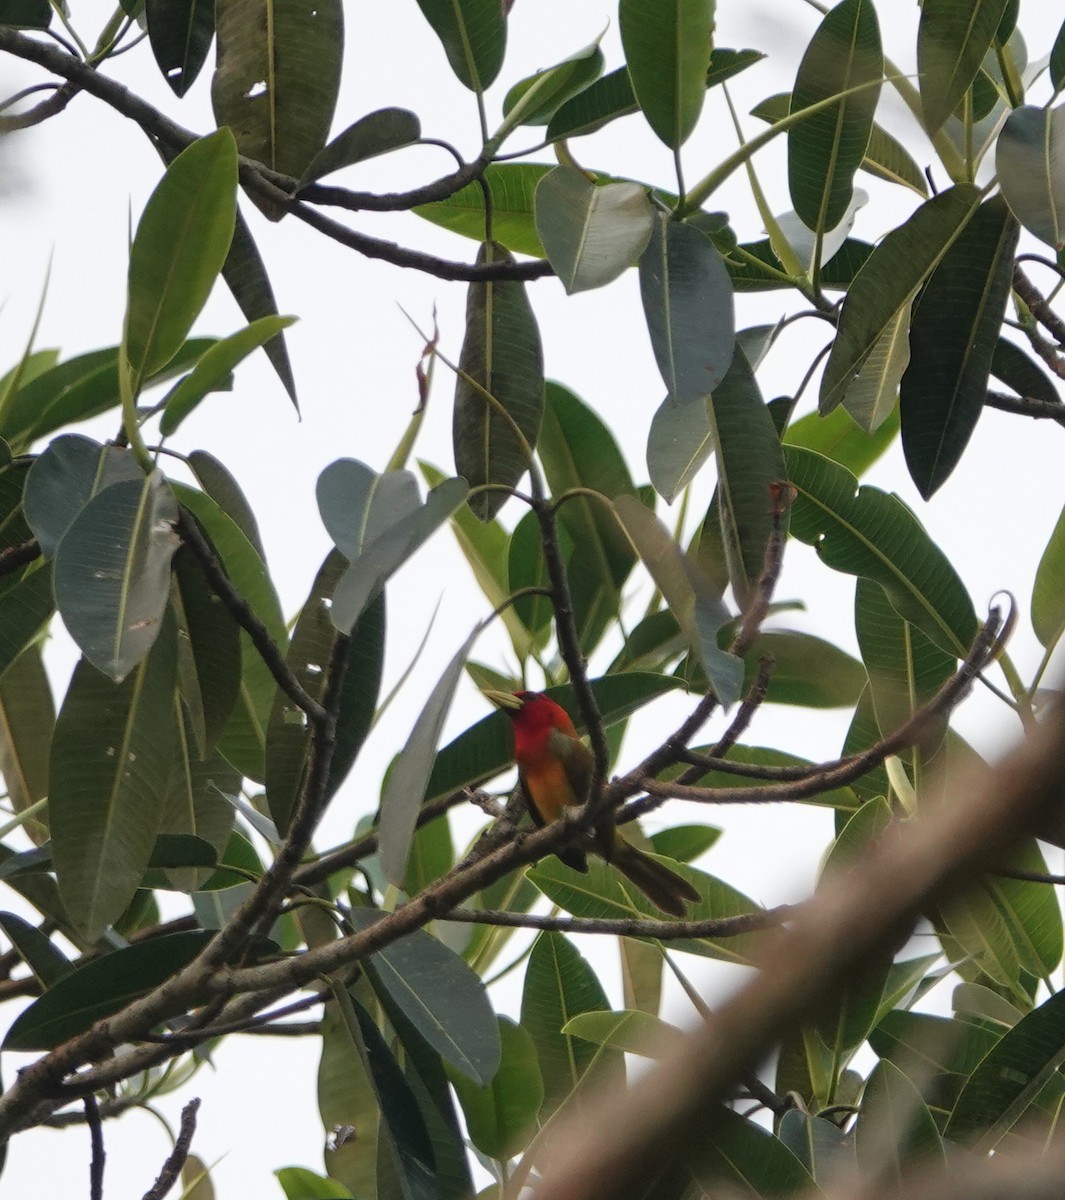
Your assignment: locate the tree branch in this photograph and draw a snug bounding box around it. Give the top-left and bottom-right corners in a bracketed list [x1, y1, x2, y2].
[85, 1095, 104, 1200]
[1014, 265, 1065, 346]
[440, 905, 792, 939]
[140, 1098, 199, 1200]
[986, 390, 1065, 426]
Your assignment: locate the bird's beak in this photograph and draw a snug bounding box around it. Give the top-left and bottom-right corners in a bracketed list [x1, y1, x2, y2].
[483, 689, 523, 713]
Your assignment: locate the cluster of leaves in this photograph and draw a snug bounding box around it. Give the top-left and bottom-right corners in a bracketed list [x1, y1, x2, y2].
[3, 0, 1065, 1197]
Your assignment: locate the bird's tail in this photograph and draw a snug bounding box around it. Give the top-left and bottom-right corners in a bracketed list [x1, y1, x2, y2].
[609, 840, 701, 918]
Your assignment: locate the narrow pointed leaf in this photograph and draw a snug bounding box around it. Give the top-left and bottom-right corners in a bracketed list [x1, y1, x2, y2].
[647, 394, 715, 503]
[1033, 498, 1065, 648]
[789, 0, 882, 233]
[50, 621, 178, 941]
[535, 167, 654, 294]
[145, 0, 215, 96]
[991, 338, 1059, 405]
[211, 0, 343, 178]
[640, 214, 735, 405]
[0, 912, 70, 988]
[785, 446, 978, 656]
[453, 241, 544, 520]
[318, 998, 380, 1196]
[918, 0, 1011, 135]
[900, 195, 1019, 497]
[414, 0, 505, 91]
[301, 108, 421, 185]
[124, 130, 238, 391]
[619, 0, 713, 148]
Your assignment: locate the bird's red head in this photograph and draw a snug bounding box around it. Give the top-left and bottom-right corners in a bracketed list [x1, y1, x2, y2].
[485, 690, 579, 757]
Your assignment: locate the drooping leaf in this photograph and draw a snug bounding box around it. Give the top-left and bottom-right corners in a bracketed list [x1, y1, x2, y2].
[124, 130, 238, 392]
[211, 0, 343, 179]
[728, 236, 874, 293]
[991, 338, 1059, 405]
[503, 39, 604, 127]
[49, 620, 178, 941]
[918, 0, 1011, 134]
[785, 446, 978, 656]
[318, 997, 380, 1197]
[301, 108, 422, 185]
[53, 472, 181, 681]
[413, 0, 505, 92]
[788, 0, 882, 234]
[619, 0, 713, 148]
[647, 395, 715, 503]
[453, 241, 544, 520]
[535, 167, 654, 294]
[995, 105, 1065, 249]
[900, 195, 1019, 497]
[820, 185, 983, 413]
[639, 213, 735, 404]
[145, 0, 215, 96]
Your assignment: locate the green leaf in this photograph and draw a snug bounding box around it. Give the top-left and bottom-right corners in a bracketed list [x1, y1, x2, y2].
[414, 163, 551, 257]
[789, 0, 882, 234]
[785, 446, 978, 656]
[900, 195, 1019, 497]
[938, 885, 1023, 996]
[145, 0, 215, 97]
[707, 346, 787, 605]
[453, 241, 544, 521]
[995, 105, 1065, 250]
[778, 1110, 854, 1184]
[534, 167, 654, 294]
[160, 315, 296, 435]
[506, 510, 556, 645]
[728, 236, 874, 293]
[211, 0, 343, 178]
[276, 1167, 353, 1200]
[50, 619, 178, 941]
[1052, 18, 1065, 92]
[348, 910, 501, 1085]
[743, 629, 865, 709]
[4, 929, 214, 1050]
[503, 39, 604, 127]
[843, 301, 909, 434]
[563, 1008, 682, 1057]
[647, 395, 715, 504]
[639, 214, 735, 403]
[945, 987, 1065, 1145]
[650, 824, 721, 862]
[529, 857, 764, 965]
[619, 0, 713, 148]
[614, 497, 743, 705]
[0, 0, 50, 28]
[124, 130, 238, 391]
[53, 473, 181, 681]
[317, 998, 380, 1197]
[1033, 498, 1065, 648]
[301, 108, 421, 185]
[991, 338, 1059, 405]
[918, 0, 1011, 134]
[820, 185, 983, 413]
[448, 1016, 542, 1159]
[784, 405, 899, 478]
[0, 646, 53, 846]
[187, 450, 265, 558]
[0, 912, 70, 988]
[520, 931, 620, 1113]
[700, 1107, 817, 1196]
[856, 1059, 944, 1179]
[414, 0, 505, 92]
[984, 841, 1063, 979]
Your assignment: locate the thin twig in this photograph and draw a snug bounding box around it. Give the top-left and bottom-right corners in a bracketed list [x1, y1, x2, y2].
[440, 906, 792, 938]
[140, 1098, 200, 1200]
[0, 81, 76, 131]
[85, 1095, 104, 1200]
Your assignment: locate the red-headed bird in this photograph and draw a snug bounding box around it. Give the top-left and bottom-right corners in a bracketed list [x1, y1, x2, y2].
[486, 690, 701, 917]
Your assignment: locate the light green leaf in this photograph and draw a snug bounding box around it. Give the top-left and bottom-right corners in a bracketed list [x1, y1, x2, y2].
[414, 163, 551, 257]
[784, 405, 899, 478]
[563, 1009, 682, 1057]
[856, 1059, 944, 1179]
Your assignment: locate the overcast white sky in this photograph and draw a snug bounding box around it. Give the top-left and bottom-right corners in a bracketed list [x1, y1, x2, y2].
[2, 1, 1065, 1194]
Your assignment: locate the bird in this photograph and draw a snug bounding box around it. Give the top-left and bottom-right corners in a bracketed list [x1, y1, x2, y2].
[484, 689, 701, 917]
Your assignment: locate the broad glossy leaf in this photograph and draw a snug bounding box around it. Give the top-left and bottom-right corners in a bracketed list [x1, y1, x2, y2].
[54, 472, 181, 681]
[145, 0, 214, 96]
[503, 39, 604, 127]
[708, 346, 787, 605]
[1033, 499, 1065, 648]
[613, 497, 743, 705]
[639, 214, 735, 403]
[789, 0, 882, 234]
[124, 130, 238, 391]
[743, 629, 865, 709]
[378, 620, 485, 888]
[647, 395, 715, 503]
[521, 931, 620, 1113]
[938, 885, 1023, 995]
[49, 620, 177, 941]
[0, 646, 52, 846]
[349, 910, 501, 1085]
[996, 105, 1065, 249]
[414, 163, 551, 257]
[820, 185, 982, 413]
[843, 300, 909, 434]
[301, 108, 421, 185]
[211, 0, 343, 178]
[506, 509, 556, 644]
[1052, 17, 1065, 91]
[3, 929, 212, 1050]
[414, 0, 505, 91]
[785, 446, 978, 656]
[317, 460, 420, 563]
[700, 1106, 817, 1197]
[454, 241, 543, 520]
[24, 435, 141, 560]
[773, 189, 870, 276]
[783, 405, 899, 478]
[619, 0, 712, 148]
[160, 315, 296, 434]
[535, 167, 654, 294]
[650, 824, 721, 862]
[918, 0, 1011, 134]
[901, 196, 1019, 497]
[984, 841, 1063, 978]
[448, 1016, 542, 1159]
[856, 1059, 944, 1177]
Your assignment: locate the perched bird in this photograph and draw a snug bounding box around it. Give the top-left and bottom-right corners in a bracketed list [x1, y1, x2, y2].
[485, 690, 701, 917]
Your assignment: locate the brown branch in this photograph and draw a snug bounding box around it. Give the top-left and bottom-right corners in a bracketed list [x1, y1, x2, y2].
[0, 81, 76, 130]
[704, 656, 773, 760]
[85, 1095, 104, 1200]
[440, 905, 792, 939]
[986, 389, 1065, 426]
[295, 156, 489, 212]
[0, 537, 41, 578]
[1014, 265, 1065, 346]
[140, 1098, 199, 1200]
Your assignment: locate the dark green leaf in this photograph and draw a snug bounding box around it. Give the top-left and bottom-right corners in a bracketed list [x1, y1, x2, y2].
[728, 236, 874, 292]
[187, 450, 265, 560]
[317, 997, 380, 1197]
[918, 0, 1011, 134]
[0, 912, 70, 987]
[0, 0, 50, 27]
[619, 0, 713, 148]
[0, 646, 53, 846]
[4, 930, 212, 1050]
[1052, 18, 1065, 91]
[789, 0, 882, 233]
[639, 214, 735, 403]
[675, 742, 859, 811]
[778, 1110, 854, 1185]
[991, 338, 1059, 405]
[900, 195, 1019, 497]
[700, 1107, 817, 1196]
[506, 509, 556, 644]
[453, 241, 544, 520]
[145, 0, 215, 96]
[211, 0, 343, 178]
[413, 0, 505, 91]
[301, 108, 421, 185]
[744, 629, 865, 709]
[984, 841, 1063, 978]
